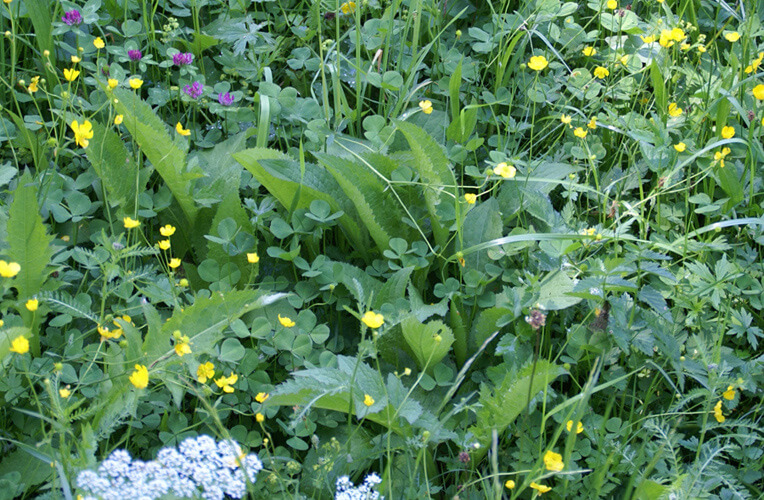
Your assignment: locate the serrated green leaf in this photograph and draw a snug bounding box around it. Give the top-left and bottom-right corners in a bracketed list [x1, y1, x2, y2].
[461, 197, 502, 271]
[111, 88, 197, 226]
[469, 360, 564, 461]
[234, 148, 367, 250]
[7, 173, 54, 302]
[86, 119, 143, 213]
[314, 152, 414, 251]
[393, 121, 456, 250]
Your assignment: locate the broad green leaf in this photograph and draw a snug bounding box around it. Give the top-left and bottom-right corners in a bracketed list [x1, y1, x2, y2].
[401, 316, 454, 372]
[268, 355, 424, 436]
[205, 192, 254, 285]
[144, 290, 287, 364]
[24, 0, 55, 69]
[470, 360, 565, 461]
[234, 148, 367, 250]
[86, 119, 143, 213]
[537, 270, 582, 310]
[461, 197, 502, 271]
[373, 267, 413, 308]
[7, 172, 54, 301]
[393, 121, 456, 250]
[314, 152, 414, 251]
[193, 129, 251, 204]
[111, 88, 198, 226]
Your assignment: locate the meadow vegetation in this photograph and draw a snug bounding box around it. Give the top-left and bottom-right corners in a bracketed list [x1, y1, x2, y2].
[0, 0, 763, 498]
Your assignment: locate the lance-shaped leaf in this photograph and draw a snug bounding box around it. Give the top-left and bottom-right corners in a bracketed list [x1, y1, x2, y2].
[7, 172, 54, 301]
[234, 148, 367, 250]
[393, 121, 456, 250]
[469, 360, 565, 462]
[111, 88, 198, 226]
[313, 152, 414, 251]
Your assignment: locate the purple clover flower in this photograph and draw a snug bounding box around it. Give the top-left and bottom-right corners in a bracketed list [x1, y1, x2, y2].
[218, 92, 235, 106]
[62, 10, 83, 26]
[128, 49, 142, 61]
[173, 52, 194, 66]
[183, 82, 203, 99]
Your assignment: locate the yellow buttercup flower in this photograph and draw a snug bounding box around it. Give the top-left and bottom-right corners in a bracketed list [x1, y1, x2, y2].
[361, 311, 384, 329]
[723, 385, 736, 400]
[674, 142, 686, 152]
[725, 32, 740, 42]
[754, 84, 764, 100]
[587, 117, 597, 129]
[98, 324, 123, 340]
[129, 77, 143, 89]
[93, 37, 105, 49]
[340, 1, 356, 14]
[530, 482, 552, 494]
[28, 76, 40, 93]
[176, 122, 191, 136]
[63, 68, 80, 81]
[278, 314, 296, 327]
[197, 362, 215, 383]
[640, 35, 656, 44]
[464, 193, 477, 204]
[668, 102, 683, 117]
[114, 114, 123, 125]
[169, 258, 181, 269]
[582, 46, 596, 56]
[713, 400, 725, 423]
[214, 373, 238, 393]
[71, 55, 82, 64]
[505, 480, 515, 489]
[174, 338, 191, 357]
[26, 299, 39, 311]
[159, 224, 176, 237]
[255, 392, 270, 403]
[721, 126, 735, 139]
[543, 450, 564, 472]
[363, 394, 374, 406]
[0, 260, 21, 278]
[593, 66, 609, 79]
[158, 240, 170, 250]
[108, 78, 119, 89]
[255, 413, 265, 423]
[247, 252, 260, 263]
[123, 216, 140, 229]
[418, 100, 433, 114]
[129, 364, 149, 389]
[680, 43, 691, 51]
[619, 55, 628, 66]
[70, 120, 94, 148]
[606, 0, 617, 9]
[528, 55, 549, 71]
[9, 335, 29, 354]
[59, 388, 71, 398]
[494, 162, 516, 179]
[574, 127, 588, 138]
[566, 420, 584, 434]
[561, 114, 572, 125]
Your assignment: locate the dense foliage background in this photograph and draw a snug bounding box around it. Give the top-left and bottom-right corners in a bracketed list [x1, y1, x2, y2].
[0, 0, 763, 498]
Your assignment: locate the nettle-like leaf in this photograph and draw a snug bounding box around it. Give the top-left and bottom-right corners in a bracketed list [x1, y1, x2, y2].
[145, 289, 288, 364]
[111, 88, 198, 226]
[86, 118, 144, 214]
[7, 172, 54, 302]
[401, 316, 454, 373]
[393, 121, 457, 250]
[313, 152, 415, 252]
[234, 148, 367, 250]
[268, 355, 424, 436]
[469, 360, 565, 462]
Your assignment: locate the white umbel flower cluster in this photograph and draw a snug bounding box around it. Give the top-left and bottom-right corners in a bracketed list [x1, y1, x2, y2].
[77, 435, 263, 500]
[335, 473, 383, 500]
